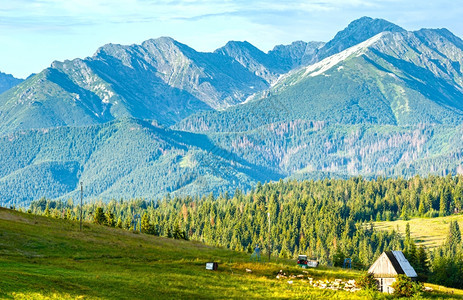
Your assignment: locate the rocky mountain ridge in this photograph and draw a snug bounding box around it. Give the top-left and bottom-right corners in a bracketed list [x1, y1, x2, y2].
[0, 72, 23, 94]
[0, 37, 323, 134]
[2, 17, 463, 206]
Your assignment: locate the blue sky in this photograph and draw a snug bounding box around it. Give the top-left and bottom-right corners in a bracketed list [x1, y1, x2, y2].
[1, 0, 462, 78]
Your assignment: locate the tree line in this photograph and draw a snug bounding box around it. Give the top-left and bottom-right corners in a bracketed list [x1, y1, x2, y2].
[26, 175, 463, 287]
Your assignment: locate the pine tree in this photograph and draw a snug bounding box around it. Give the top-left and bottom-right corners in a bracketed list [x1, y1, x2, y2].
[141, 213, 150, 234]
[44, 203, 50, 217]
[439, 187, 451, 216]
[407, 242, 417, 267]
[418, 199, 425, 216]
[424, 193, 433, 212]
[66, 208, 72, 220]
[105, 210, 115, 227]
[446, 220, 461, 253]
[93, 207, 106, 225]
[173, 223, 182, 239]
[181, 229, 188, 240]
[247, 244, 253, 254]
[124, 216, 132, 230]
[416, 245, 429, 274]
[279, 243, 290, 259]
[333, 247, 345, 267]
[453, 221, 462, 245]
[405, 222, 411, 245]
[116, 217, 123, 228]
[401, 204, 410, 220]
[454, 186, 462, 213]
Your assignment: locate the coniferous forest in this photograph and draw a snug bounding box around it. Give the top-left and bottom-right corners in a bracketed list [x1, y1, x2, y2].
[4, 13, 463, 299]
[26, 175, 463, 288]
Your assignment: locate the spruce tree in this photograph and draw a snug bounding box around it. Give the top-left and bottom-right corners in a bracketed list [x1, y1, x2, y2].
[439, 187, 451, 216]
[446, 220, 461, 253]
[454, 187, 462, 213]
[453, 221, 462, 245]
[44, 203, 50, 217]
[141, 213, 150, 233]
[94, 207, 106, 225]
[124, 216, 132, 230]
[66, 208, 72, 220]
[418, 200, 425, 216]
[105, 210, 115, 227]
[405, 222, 411, 245]
[173, 223, 182, 239]
[116, 217, 123, 228]
[416, 245, 429, 274]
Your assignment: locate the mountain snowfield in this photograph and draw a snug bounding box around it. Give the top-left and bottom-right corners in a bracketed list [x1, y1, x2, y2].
[1, 17, 463, 206]
[182, 24, 463, 132]
[272, 32, 387, 87]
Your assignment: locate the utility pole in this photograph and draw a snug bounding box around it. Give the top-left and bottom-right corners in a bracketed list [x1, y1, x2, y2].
[268, 211, 271, 262]
[80, 182, 83, 231]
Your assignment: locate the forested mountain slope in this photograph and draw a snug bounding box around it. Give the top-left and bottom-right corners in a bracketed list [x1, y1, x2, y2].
[2, 17, 463, 205]
[0, 118, 282, 207]
[3, 120, 463, 206]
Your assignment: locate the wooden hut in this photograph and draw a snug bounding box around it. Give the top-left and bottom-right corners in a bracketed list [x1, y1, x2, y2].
[367, 251, 417, 293]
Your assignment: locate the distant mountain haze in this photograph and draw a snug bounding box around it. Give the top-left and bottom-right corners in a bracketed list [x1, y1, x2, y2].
[0, 72, 23, 94]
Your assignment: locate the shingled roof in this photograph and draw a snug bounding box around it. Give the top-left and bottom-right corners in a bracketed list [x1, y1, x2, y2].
[368, 250, 417, 278]
[384, 251, 404, 274]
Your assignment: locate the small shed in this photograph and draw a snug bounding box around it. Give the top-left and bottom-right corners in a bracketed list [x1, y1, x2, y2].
[367, 250, 417, 294]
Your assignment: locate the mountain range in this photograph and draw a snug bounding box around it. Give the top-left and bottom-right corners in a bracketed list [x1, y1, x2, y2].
[1, 16, 463, 207]
[0, 72, 23, 95]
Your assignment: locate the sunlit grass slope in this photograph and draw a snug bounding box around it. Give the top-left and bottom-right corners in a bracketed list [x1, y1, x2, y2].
[374, 215, 463, 249]
[1, 207, 463, 299]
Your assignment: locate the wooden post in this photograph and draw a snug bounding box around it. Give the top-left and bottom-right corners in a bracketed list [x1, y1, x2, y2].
[80, 182, 83, 231]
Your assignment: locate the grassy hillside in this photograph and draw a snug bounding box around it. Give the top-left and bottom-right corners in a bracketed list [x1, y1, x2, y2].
[374, 215, 463, 249]
[0, 207, 360, 299]
[1, 208, 462, 299]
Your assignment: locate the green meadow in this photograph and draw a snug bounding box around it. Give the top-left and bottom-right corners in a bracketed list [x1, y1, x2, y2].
[1, 207, 462, 299]
[374, 215, 463, 250]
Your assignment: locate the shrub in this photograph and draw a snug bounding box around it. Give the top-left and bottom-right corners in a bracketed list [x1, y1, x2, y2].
[391, 274, 423, 297]
[332, 248, 345, 267]
[357, 273, 378, 290]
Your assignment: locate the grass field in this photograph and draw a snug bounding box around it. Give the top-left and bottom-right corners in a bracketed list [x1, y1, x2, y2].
[1, 207, 462, 299]
[374, 214, 463, 249]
